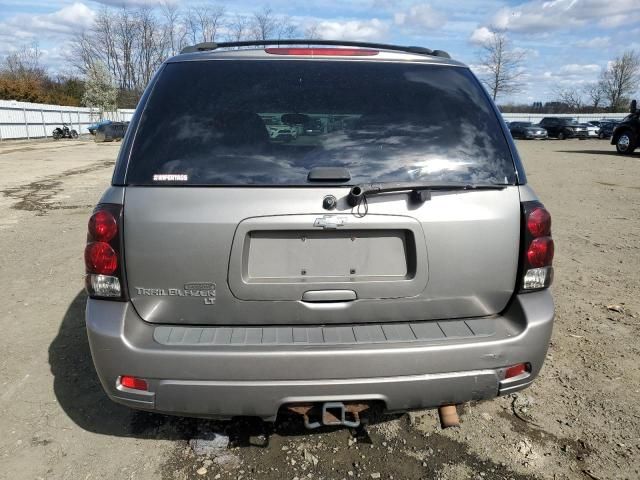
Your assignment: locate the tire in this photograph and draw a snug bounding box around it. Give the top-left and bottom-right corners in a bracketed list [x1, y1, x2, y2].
[71, 130, 78, 139]
[598, 132, 605, 139]
[557, 131, 566, 140]
[615, 131, 637, 155]
[52, 130, 62, 140]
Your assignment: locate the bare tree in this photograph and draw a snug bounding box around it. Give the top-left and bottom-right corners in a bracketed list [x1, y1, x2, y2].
[476, 29, 525, 101]
[251, 6, 277, 40]
[70, 6, 169, 94]
[186, 5, 225, 44]
[554, 86, 584, 111]
[277, 19, 299, 40]
[136, 7, 167, 86]
[161, 0, 186, 56]
[227, 14, 250, 43]
[598, 50, 640, 111]
[584, 82, 605, 110]
[1, 42, 46, 81]
[304, 22, 321, 39]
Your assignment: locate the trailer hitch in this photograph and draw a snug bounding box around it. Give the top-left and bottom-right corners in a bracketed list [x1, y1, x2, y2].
[286, 402, 370, 429]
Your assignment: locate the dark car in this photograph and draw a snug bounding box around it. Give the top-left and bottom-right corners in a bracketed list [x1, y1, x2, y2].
[611, 101, 640, 154]
[88, 119, 112, 135]
[539, 117, 588, 139]
[597, 121, 618, 139]
[94, 121, 129, 143]
[83, 40, 554, 426]
[509, 121, 548, 139]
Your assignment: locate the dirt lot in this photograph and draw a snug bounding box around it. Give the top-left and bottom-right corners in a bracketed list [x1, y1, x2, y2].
[0, 138, 638, 480]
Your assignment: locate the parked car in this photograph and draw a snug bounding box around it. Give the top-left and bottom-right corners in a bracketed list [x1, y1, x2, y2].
[596, 121, 617, 139]
[539, 117, 588, 139]
[88, 120, 112, 135]
[508, 121, 548, 139]
[611, 100, 640, 154]
[94, 121, 129, 143]
[585, 124, 600, 138]
[52, 124, 78, 140]
[267, 124, 297, 142]
[84, 40, 554, 427]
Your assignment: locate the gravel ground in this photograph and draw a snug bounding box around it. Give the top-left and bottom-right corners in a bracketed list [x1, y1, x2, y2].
[0, 138, 638, 480]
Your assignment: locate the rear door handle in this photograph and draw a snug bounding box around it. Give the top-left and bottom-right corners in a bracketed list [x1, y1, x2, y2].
[301, 290, 357, 303]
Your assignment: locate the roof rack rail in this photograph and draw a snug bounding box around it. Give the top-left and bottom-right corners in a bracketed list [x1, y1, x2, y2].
[180, 39, 451, 59]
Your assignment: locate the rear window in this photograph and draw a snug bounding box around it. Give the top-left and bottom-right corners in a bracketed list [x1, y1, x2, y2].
[126, 60, 516, 186]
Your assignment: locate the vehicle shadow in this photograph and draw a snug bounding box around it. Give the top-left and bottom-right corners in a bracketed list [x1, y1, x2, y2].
[556, 149, 640, 157]
[49, 291, 398, 444]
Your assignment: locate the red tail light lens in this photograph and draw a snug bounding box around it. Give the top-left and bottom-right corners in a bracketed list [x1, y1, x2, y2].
[527, 207, 551, 237]
[527, 237, 554, 268]
[120, 375, 148, 391]
[89, 210, 118, 242]
[85, 242, 118, 274]
[265, 47, 378, 56]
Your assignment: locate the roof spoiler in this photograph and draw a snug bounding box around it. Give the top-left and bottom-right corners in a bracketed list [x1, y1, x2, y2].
[180, 39, 451, 59]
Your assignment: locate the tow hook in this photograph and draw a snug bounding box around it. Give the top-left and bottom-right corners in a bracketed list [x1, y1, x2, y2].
[438, 404, 460, 428]
[287, 402, 370, 429]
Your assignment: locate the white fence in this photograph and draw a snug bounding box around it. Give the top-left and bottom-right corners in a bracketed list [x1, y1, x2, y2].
[502, 113, 627, 123]
[0, 98, 630, 141]
[0, 99, 135, 140]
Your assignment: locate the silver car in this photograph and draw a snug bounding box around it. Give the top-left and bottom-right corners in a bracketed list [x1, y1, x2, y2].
[84, 41, 555, 428]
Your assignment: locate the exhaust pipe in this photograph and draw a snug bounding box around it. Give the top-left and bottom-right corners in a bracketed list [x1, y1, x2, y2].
[438, 405, 460, 428]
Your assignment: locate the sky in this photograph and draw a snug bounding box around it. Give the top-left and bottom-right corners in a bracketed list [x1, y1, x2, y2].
[1, 0, 640, 104]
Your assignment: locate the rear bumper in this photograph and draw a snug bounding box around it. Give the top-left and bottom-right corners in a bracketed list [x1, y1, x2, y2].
[85, 291, 554, 420]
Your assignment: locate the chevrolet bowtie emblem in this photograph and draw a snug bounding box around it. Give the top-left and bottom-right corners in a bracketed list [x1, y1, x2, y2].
[313, 215, 346, 229]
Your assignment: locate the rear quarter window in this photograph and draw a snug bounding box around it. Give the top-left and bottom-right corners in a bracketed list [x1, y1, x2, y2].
[126, 60, 516, 186]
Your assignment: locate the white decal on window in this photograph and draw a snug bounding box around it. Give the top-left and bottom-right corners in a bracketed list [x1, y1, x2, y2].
[153, 174, 188, 181]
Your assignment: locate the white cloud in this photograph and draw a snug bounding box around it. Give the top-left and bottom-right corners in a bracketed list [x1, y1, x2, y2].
[559, 64, 601, 75]
[394, 4, 446, 31]
[0, 3, 95, 71]
[2, 2, 95, 38]
[316, 19, 389, 41]
[488, 0, 640, 33]
[91, 0, 168, 6]
[469, 26, 495, 45]
[575, 36, 610, 48]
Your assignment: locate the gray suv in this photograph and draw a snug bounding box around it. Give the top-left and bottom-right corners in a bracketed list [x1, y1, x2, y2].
[84, 41, 554, 427]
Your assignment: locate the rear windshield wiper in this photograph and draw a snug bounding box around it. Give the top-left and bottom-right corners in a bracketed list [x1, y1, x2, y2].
[347, 182, 508, 206]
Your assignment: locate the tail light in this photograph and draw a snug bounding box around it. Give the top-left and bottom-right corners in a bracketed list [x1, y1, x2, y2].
[85, 204, 125, 299]
[265, 47, 378, 56]
[520, 202, 554, 291]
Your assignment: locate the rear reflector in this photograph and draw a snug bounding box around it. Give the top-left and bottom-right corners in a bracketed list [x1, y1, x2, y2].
[120, 376, 148, 391]
[505, 363, 529, 379]
[265, 47, 378, 56]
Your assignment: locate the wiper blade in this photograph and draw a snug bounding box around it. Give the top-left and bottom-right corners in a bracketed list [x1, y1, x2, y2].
[347, 182, 508, 206]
